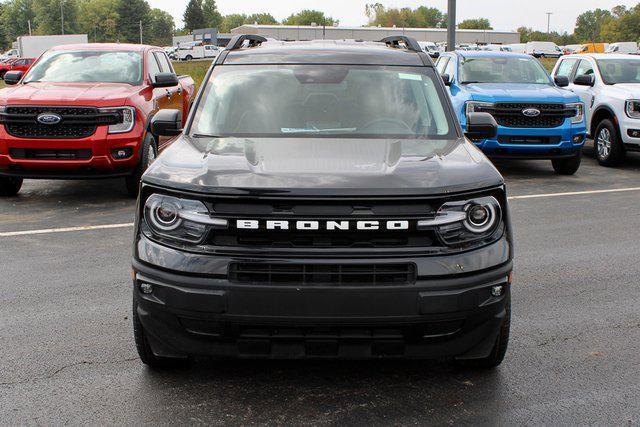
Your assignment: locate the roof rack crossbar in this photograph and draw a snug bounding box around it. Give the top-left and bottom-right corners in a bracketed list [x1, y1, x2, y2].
[380, 36, 422, 53]
[226, 34, 267, 51]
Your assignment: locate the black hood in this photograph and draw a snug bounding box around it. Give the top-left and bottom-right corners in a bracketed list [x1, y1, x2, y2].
[143, 136, 503, 197]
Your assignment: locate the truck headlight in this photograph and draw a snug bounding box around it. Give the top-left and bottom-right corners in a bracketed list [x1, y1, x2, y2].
[465, 101, 494, 121]
[625, 100, 640, 119]
[98, 106, 135, 133]
[566, 102, 584, 124]
[418, 196, 502, 246]
[143, 194, 227, 244]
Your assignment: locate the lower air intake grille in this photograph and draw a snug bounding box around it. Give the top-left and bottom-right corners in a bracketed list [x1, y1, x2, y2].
[9, 148, 92, 160]
[229, 263, 416, 286]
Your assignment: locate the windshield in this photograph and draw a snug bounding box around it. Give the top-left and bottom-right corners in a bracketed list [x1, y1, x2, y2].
[597, 58, 640, 84]
[23, 50, 143, 84]
[190, 65, 454, 139]
[459, 56, 551, 84]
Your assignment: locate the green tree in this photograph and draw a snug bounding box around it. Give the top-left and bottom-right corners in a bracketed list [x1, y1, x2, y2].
[115, 0, 151, 43]
[202, 0, 222, 29]
[0, 0, 36, 47]
[458, 18, 492, 30]
[33, 0, 79, 35]
[183, 0, 205, 31]
[366, 3, 444, 28]
[574, 8, 612, 42]
[219, 13, 246, 32]
[245, 13, 278, 25]
[78, 0, 119, 42]
[148, 8, 174, 46]
[282, 10, 337, 26]
[600, 4, 640, 43]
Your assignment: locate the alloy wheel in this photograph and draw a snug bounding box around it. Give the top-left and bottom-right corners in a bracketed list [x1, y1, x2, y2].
[596, 128, 612, 160]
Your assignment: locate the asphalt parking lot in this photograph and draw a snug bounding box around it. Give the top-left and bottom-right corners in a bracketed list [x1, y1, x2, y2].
[1, 143, 640, 425]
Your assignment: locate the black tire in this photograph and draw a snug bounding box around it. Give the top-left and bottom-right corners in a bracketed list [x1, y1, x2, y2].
[455, 295, 510, 369]
[0, 70, 6, 80]
[125, 133, 156, 198]
[552, 152, 582, 175]
[185, 55, 193, 61]
[133, 292, 189, 370]
[594, 119, 625, 167]
[0, 176, 23, 196]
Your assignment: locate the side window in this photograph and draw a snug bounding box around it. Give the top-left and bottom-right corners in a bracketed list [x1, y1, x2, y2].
[555, 59, 578, 78]
[436, 57, 449, 75]
[154, 52, 173, 74]
[575, 59, 594, 76]
[147, 53, 161, 80]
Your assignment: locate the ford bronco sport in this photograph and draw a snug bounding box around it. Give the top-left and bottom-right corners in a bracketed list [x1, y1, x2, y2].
[132, 36, 513, 369]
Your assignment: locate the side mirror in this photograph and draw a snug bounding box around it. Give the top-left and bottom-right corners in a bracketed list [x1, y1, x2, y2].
[152, 72, 179, 88]
[428, 51, 440, 59]
[4, 70, 23, 85]
[465, 112, 498, 140]
[151, 109, 182, 136]
[573, 74, 595, 87]
[554, 75, 569, 87]
[441, 73, 452, 86]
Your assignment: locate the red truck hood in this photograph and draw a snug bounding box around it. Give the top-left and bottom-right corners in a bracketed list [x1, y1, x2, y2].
[0, 82, 142, 105]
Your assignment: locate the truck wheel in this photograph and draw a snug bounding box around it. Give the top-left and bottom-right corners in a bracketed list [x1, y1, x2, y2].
[0, 176, 23, 196]
[594, 119, 625, 167]
[133, 292, 189, 370]
[185, 55, 193, 61]
[125, 133, 156, 198]
[551, 152, 582, 175]
[455, 295, 510, 369]
[0, 70, 6, 80]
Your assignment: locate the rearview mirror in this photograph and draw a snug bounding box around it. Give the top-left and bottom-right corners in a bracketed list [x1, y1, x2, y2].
[151, 109, 182, 137]
[4, 70, 23, 85]
[554, 75, 569, 87]
[573, 74, 595, 87]
[441, 73, 452, 86]
[152, 72, 179, 88]
[465, 112, 498, 140]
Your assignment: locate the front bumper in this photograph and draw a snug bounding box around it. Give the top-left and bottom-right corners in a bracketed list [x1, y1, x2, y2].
[471, 119, 586, 159]
[132, 235, 512, 360]
[0, 127, 144, 179]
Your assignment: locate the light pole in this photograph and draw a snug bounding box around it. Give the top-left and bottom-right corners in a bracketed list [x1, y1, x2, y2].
[447, 0, 456, 51]
[60, 0, 65, 35]
[546, 12, 552, 34]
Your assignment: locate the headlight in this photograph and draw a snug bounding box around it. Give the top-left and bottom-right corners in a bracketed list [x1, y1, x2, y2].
[625, 100, 640, 119]
[465, 101, 494, 121]
[98, 106, 135, 134]
[418, 196, 502, 246]
[143, 194, 227, 244]
[566, 102, 584, 124]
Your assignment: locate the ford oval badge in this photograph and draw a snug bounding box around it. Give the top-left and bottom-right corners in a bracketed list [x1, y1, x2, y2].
[37, 113, 62, 125]
[522, 108, 541, 117]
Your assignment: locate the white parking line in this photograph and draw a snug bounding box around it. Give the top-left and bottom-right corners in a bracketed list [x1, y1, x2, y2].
[0, 223, 133, 237]
[1, 186, 640, 238]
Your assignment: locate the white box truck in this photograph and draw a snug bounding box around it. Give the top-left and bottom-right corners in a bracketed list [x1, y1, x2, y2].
[16, 34, 88, 58]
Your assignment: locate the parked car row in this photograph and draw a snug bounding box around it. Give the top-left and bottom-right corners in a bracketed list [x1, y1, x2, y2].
[0, 43, 195, 196]
[0, 57, 35, 79]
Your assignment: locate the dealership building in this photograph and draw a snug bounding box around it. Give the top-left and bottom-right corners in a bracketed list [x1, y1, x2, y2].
[231, 24, 520, 45]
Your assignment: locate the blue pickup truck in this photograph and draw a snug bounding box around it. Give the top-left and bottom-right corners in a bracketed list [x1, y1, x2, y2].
[436, 51, 586, 174]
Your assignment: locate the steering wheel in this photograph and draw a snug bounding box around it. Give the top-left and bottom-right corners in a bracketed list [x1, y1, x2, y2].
[360, 118, 413, 133]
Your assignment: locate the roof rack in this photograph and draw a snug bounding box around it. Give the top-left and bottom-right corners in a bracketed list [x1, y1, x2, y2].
[380, 36, 422, 53]
[226, 34, 267, 51]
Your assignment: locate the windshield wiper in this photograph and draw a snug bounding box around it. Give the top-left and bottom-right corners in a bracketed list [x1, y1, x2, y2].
[280, 127, 357, 134]
[460, 81, 482, 84]
[191, 133, 222, 138]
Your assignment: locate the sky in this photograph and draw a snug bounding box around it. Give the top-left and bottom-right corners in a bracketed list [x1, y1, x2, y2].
[148, 0, 639, 33]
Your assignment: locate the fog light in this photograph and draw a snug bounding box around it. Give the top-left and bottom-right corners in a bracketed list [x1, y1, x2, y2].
[572, 135, 584, 144]
[139, 283, 153, 294]
[627, 129, 640, 138]
[491, 285, 504, 297]
[111, 147, 133, 159]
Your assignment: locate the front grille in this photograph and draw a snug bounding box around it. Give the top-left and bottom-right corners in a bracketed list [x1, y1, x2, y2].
[497, 136, 562, 145]
[229, 263, 416, 285]
[478, 103, 574, 128]
[1, 106, 120, 139]
[9, 148, 92, 160]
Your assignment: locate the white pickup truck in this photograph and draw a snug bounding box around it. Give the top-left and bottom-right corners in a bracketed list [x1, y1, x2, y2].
[176, 43, 220, 61]
[552, 53, 640, 166]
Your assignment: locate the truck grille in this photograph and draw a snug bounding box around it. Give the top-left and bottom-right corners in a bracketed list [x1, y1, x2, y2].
[477, 103, 574, 128]
[1, 106, 120, 139]
[9, 148, 92, 160]
[229, 263, 416, 285]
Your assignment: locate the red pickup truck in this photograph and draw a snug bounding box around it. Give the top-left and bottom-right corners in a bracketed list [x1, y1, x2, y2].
[0, 43, 195, 196]
[0, 58, 35, 79]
